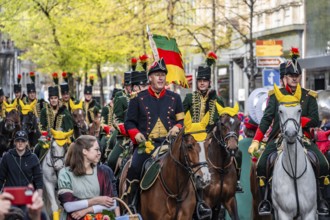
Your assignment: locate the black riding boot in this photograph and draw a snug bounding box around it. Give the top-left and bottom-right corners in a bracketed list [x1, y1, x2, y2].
[234, 150, 243, 193]
[124, 179, 139, 213]
[236, 168, 243, 193]
[195, 188, 212, 220]
[258, 180, 271, 216]
[317, 178, 329, 216]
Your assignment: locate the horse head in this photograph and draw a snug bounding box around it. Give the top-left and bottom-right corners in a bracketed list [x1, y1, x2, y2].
[3, 100, 21, 132]
[212, 102, 241, 154]
[49, 128, 73, 171]
[184, 110, 211, 188]
[19, 99, 38, 134]
[70, 100, 88, 136]
[274, 83, 302, 144]
[21, 111, 38, 134]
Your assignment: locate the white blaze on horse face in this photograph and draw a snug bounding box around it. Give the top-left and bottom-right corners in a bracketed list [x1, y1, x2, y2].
[198, 142, 211, 185]
[279, 104, 302, 141]
[229, 118, 235, 125]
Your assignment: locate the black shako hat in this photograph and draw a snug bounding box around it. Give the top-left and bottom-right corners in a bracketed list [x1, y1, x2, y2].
[131, 71, 148, 85]
[60, 83, 69, 95]
[84, 85, 93, 95]
[196, 66, 211, 81]
[124, 71, 131, 86]
[14, 84, 22, 93]
[48, 86, 59, 97]
[27, 83, 36, 93]
[148, 58, 168, 76]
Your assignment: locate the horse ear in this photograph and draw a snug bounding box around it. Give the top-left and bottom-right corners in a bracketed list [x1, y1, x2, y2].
[184, 111, 192, 130]
[50, 128, 56, 137]
[294, 83, 302, 101]
[19, 99, 25, 108]
[78, 100, 83, 109]
[30, 99, 37, 107]
[233, 102, 239, 115]
[216, 102, 224, 115]
[3, 101, 9, 110]
[200, 112, 210, 128]
[274, 83, 284, 102]
[69, 99, 74, 112]
[66, 129, 74, 138]
[12, 99, 17, 108]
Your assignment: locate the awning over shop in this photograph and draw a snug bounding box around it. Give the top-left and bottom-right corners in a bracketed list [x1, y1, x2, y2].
[298, 55, 330, 70]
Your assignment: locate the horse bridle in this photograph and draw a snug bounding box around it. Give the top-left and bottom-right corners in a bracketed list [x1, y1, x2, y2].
[22, 113, 37, 133]
[279, 114, 307, 219]
[159, 134, 208, 201]
[47, 139, 67, 176]
[212, 121, 238, 152]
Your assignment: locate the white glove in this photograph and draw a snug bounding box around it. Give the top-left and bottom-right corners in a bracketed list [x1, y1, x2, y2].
[135, 133, 146, 143]
[168, 126, 180, 137]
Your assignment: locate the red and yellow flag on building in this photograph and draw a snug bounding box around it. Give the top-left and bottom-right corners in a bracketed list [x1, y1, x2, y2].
[151, 34, 189, 88]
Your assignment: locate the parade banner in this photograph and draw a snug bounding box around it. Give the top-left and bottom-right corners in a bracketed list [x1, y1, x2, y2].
[151, 34, 189, 88]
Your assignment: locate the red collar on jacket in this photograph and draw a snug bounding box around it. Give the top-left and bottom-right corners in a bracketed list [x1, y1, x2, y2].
[148, 86, 166, 98]
[285, 84, 294, 94]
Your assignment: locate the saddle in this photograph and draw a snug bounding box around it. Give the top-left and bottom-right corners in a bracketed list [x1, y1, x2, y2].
[266, 149, 320, 180]
[140, 145, 169, 190]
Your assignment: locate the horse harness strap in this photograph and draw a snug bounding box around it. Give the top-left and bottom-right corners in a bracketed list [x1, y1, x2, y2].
[207, 156, 233, 175]
[281, 137, 307, 218]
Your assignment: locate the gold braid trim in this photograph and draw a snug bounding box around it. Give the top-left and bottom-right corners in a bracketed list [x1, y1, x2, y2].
[108, 106, 114, 126]
[36, 102, 41, 119]
[55, 114, 64, 131]
[192, 92, 201, 123]
[45, 105, 55, 131]
[199, 94, 208, 120]
[208, 99, 216, 125]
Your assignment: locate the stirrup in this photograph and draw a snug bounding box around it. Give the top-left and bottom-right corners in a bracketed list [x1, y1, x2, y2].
[196, 201, 212, 220]
[236, 181, 244, 193]
[258, 200, 272, 216]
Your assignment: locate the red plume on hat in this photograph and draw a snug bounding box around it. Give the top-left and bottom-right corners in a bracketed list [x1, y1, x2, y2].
[52, 72, 59, 85]
[29, 72, 35, 83]
[139, 54, 148, 71]
[290, 47, 300, 61]
[62, 72, 68, 83]
[131, 57, 138, 71]
[89, 75, 94, 86]
[17, 74, 22, 84]
[206, 51, 217, 67]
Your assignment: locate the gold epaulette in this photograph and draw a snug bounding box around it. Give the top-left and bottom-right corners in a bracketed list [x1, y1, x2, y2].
[130, 92, 137, 99]
[308, 90, 318, 98]
[268, 90, 274, 96]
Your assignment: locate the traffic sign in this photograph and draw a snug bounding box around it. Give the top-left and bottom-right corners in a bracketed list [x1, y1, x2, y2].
[262, 69, 280, 88]
[257, 57, 283, 68]
[256, 40, 283, 57]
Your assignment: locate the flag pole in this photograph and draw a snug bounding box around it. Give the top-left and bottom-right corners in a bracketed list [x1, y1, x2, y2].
[146, 25, 159, 61]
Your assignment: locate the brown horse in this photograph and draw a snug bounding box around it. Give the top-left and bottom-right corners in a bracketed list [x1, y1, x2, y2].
[203, 114, 241, 220]
[71, 108, 88, 139]
[0, 109, 21, 155]
[250, 161, 272, 220]
[119, 129, 209, 220]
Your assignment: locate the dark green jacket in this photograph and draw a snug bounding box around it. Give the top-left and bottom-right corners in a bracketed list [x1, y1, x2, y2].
[83, 99, 101, 125]
[40, 104, 73, 132]
[101, 104, 114, 127]
[259, 87, 319, 142]
[183, 89, 224, 129]
[113, 93, 130, 134]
